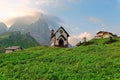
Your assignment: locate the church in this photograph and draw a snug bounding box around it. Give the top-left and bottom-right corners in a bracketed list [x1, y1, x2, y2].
[50, 26, 70, 48]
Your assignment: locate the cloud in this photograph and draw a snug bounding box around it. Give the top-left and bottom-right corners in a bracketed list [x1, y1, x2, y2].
[35, 0, 76, 5]
[87, 17, 110, 27]
[0, 18, 3, 22]
[35, 0, 60, 6]
[5, 13, 40, 28]
[0, 0, 76, 20]
[1, 7, 43, 27]
[69, 32, 93, 45]
[0, 0, 44, 19]
[0, 0, 65, 28]
[86, 16, 120, 36]
[0, 0, 77, 26]
[86, 17, 120, 28]
[31, 0, 77, 8]
[0, 0, 45, 27]
[28, 0, 77, 7]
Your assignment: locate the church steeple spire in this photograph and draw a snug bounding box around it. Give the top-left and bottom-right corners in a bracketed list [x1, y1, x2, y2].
[51, 29, 54, 38]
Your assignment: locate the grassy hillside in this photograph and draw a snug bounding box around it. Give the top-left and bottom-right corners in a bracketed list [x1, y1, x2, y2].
[0, 38, 120, 80]
[0, 31, 39, 53]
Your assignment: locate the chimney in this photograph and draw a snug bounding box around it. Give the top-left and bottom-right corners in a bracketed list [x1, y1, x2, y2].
[51, 29, 54, 38]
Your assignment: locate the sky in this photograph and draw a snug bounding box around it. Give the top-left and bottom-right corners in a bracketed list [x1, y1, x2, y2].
[0, 0, 120, 45]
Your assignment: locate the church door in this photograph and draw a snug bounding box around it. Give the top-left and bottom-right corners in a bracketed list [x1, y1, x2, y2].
[59, 39, 64, 47]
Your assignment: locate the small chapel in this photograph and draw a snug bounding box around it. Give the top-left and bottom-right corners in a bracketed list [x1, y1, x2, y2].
[50, 26, 70, 48]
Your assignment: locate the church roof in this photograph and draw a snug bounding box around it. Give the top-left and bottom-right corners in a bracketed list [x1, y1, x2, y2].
[57, 35, 67, 40]
[5, 46, 22, 50]
[54, 26, 70, 37]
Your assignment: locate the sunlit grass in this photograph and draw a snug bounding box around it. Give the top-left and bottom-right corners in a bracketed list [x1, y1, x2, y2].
[0, 38, 120, 80]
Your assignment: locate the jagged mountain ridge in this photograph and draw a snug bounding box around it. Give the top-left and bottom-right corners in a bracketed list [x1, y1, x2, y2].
[0, 23, 7, 34]
[0, 13, 62, 45]
[0, 31, 39, 53]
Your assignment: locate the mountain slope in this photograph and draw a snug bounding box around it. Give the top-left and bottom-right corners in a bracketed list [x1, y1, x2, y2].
[0, 23, 7, 34]
[0, 38, 120, 80]
[0, 31, 39, 53]
[27, 18, 51, 45]
[8, 13, 62, 45]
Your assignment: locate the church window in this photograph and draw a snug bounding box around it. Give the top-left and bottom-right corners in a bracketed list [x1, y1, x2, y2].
[59, 30, 63, 34]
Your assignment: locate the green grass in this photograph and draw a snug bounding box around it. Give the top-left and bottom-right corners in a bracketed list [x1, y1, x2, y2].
[0, 38, 120, 80]
[0, 31, 39, 53]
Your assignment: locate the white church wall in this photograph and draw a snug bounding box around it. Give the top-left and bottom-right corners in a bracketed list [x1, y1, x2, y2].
[55, 29, 67, 39]
[64, 41, 67, 45]
[55, 37, 67, 45]
[50, 26, 69, 47]
[55, 40, 59, 45]
[56, 32, 61, 40]
[62, 32, 67, 38]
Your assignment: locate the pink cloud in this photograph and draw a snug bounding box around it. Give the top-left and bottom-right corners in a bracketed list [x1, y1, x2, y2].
[69, 32, 93, 46]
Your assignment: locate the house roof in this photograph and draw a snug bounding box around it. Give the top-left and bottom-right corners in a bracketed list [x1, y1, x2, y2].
[5, 46, 22, 50]
[55, 26, 70, 37]
[97, 31, 113, 35]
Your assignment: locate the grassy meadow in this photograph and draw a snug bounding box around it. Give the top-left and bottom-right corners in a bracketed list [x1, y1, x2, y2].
[0, 38, 120, 80]
[0, 31, 39, 53]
